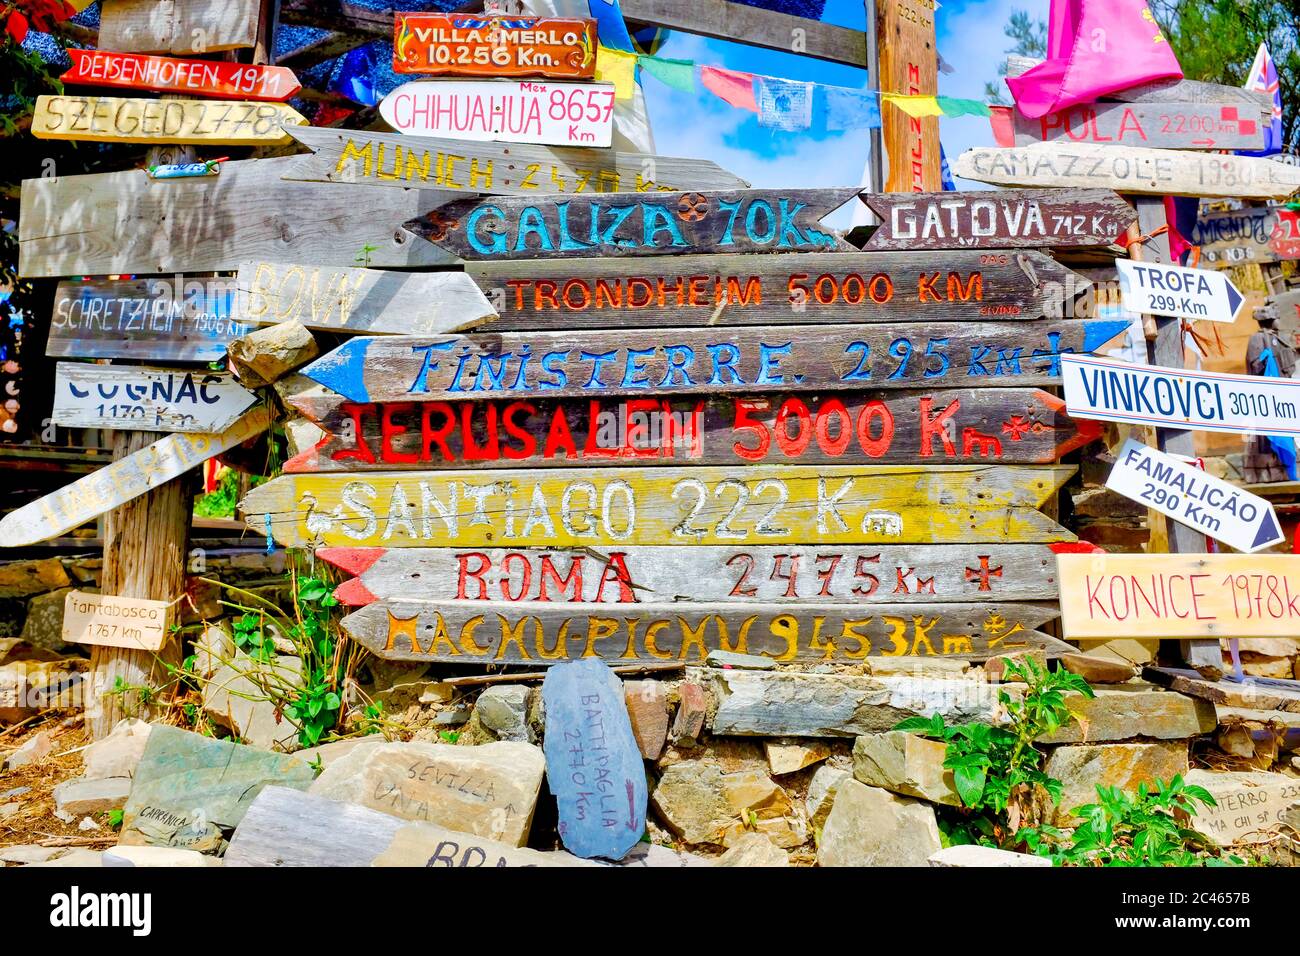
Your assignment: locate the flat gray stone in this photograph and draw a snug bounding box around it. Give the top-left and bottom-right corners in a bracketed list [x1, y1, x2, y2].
[852, 731, 960, 806]
[475, 685, 532, 743]
[53, 776, 131, 817]
[706, 650, 776, 670]
[817, 780, 941, 867]
[929, 845, 1052, 867]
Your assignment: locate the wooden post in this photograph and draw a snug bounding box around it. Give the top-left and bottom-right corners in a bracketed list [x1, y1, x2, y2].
[875, 0, 940, 192]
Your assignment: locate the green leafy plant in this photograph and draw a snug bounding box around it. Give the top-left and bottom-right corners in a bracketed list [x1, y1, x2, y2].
[438, 730, 460, 744]
[280, 573, 343, 748]
[230, 611, 277, 662]
[105, 808, 124, 830]
[194, 468, 241, 519]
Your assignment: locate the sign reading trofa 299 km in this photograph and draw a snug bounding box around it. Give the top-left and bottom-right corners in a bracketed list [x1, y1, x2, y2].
[1116, 260, 1244, 324]
[1061, 354, 1300, 438]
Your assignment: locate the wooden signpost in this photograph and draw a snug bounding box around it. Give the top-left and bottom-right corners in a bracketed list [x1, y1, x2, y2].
[0, 406, 271, 547]
[402, 188, 858, 260]
[1057, 552, 1300, 639]
[1115, 260, 1245, 324]
[31, 95, 307, 146]
[282, 126, 748, 195]
[876, 0, 940, 192]
[379, 79, 616, 147]
[98, 0, 261, 55]
[318, 543, 1072, 606]
[234, 261, 497, 336]
[953, 144, 1300, 199]
[62, 591, 168, 652]
[1191, 205, 1300, 268]
[299, 319, 1129, 403]
[48, 277, 247, 362]
[339, 599, 1068, 664]
[541, 658, 646, 860]
[281, 389, 1101, 472]
[393, 12, 597, 79]
[52, 363, 257, 434]
[63, 49, 301, 101]
[464, 250, 1090, 329]
[1012, 102, 1268, 151]
[859, 189, 1135, 251]
[239, 463, 1074, 550]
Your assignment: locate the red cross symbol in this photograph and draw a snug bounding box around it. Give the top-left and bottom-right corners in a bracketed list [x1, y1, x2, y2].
[965, 556, 1003, 591]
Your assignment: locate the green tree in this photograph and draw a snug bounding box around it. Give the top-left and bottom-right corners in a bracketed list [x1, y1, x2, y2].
[984, 9, 1048, 105]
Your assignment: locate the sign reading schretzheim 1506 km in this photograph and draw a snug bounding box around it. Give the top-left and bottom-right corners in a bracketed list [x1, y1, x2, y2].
[393, 12, 597, 79]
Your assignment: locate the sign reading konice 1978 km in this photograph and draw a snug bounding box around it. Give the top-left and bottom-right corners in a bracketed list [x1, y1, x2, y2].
[393, 13, 596, 79]
[1116, 260, 1244, 324]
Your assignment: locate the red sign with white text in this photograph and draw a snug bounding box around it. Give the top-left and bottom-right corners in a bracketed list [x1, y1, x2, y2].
[64, 49, 301, 102]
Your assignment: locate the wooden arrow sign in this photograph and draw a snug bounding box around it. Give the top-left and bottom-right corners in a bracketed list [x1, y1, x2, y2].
[235, 261, 497, 336]
[1012, 102, 1268, 151]
[1192, 205, 1300, 269]
[52, 363, 257, 433]
[98, 0, 261, 55]
[339, 600, 1069, 664]
[953, 143, 1300, 199]
[282, 389, 1101, 472]
[299, 319, 1129, 402]
[859, 189, 1135, 250]
[1116, 260, 1245, 324]
[466, 250, 1090, 329]
[318, 543, 1076, 606]
[31, 95, 307, 145]
[401, 189, 859, 260]
[0, 406, 271, 547]
[64, 48, 301, 101]
[239, 463, 1074, 549]
[393, 12, 597, 79]
[282, 125, 748, 195]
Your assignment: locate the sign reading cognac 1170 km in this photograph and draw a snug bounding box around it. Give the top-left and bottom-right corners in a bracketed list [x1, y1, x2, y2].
[64, 48, 301, 101]
[394, 13, 596, 79]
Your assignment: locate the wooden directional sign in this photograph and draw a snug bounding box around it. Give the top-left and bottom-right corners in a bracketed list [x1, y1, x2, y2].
[1057, 552, 1300, 639]
[49, 277, 249, 363]
[52, 363, 257, 434]
[1061, 354, 1300, 439]
[404, 189, 857, 260]
[64, 49, 301, 101]
[1005, 55, 1273, 113]
[860, 189, 1135, 251]
[318, 543, 1073, 606]
[1106, 438, 1284, 554]
[282, 389, 1101, 473]
[542, 658, 645, 860]
[379, 79, 615, 147]
[282, 126, 748, 195]
[1013, 102, 1268, 151]
[340, 600, 1067, 664]
[0, 406, 271, 547]
[235, 261, 496, 336]
[300, 319, 1128, 403]
[953, 144, 1300, 200]
[1191, 205, 1300, 269]
[99, 0, 260, 55]
[239, 464, 1074, 550]
[466, 250, 1089, 329]
[62, 591, 168, 652]
[31, 95, 307, 146]
[1116, 260, 1245, 324]
[394, 13, 597, 79]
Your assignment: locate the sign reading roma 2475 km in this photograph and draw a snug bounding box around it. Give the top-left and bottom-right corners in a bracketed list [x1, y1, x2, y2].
[393, 13, 596, 79]
[379, 79, 615, 147]
[63, 48, 301, 101]
[31, 95, 306, 145]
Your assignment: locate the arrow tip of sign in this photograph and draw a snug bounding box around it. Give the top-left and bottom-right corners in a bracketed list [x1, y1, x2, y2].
[317, 546, 385, 576]
[1084, 320, 1134, 353]
[1250, 509, 1284, 551]
[1226, 280, 1244, 318]
[302, 340, 371, 403]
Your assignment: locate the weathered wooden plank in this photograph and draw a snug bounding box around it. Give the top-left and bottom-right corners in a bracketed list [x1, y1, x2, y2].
[402, 189, 859, 260]
[19, 157, 461, 278]
[465, 250, 1088, 329]
[318, 543, 1072, 606]
[31, 95, 306, 145]
[48, 276, 248, 362]
[0, 406, 271, 547]
[240, 464, 1075, 549]
[64, 49, 301, 101]
[1058, 553, 1300, 639]
[394, 13, 597, 79]
[953, 144, 1300, 199]
[1012, 102, 1268, 150]
[877, 0, 940, 191]
[1005, 55, 1273, 111]
[1191, 205, 1300, 269]
[300, 319, 1129, 402]
[380, 79, 616, 147]
[282, 125, 749, 195]
[860, 189, 1135, 251]
[99, 0, 261, 54]
[340, 599, 1066, 664]
[52, 362, 257, 433]
[234, 261, 496, 336]
[282, 389, 1101, 472]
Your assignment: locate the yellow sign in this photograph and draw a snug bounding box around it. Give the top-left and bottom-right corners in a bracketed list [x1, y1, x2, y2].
[31, 95, 306, 145]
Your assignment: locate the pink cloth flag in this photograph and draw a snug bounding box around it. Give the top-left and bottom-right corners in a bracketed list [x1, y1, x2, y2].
[1007, 0, 1183, 119]
[701, 66, 757, 112]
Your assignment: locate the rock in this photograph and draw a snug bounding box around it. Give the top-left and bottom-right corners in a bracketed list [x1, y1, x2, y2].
[1184, 769, 1300, 846]
[671, 680, 708, 746]
[982, 649, 1047, 683]
[226, 320, 319, 387]
[53, 776, 131, 817]
[706, 649, 776, 670]
[474, 685, 532, 743]
[0, 803, 20, 820]
[0, 637, 66, 665]
[310, 740, 545, 847]
[928, 845, 1052, 867]
[658, 739, 769, 774]
[432, 708, 469, 727]
[765, 739, 832, 775]
[807, 765, 853, 830]
[817, 780, 942, 867]
[19, 587, 79, 653]
[1036, 687, 1216, 744]
[852, 731, 960, 806]
[608, 843, 712, 867]
[78, 816, 101, 831]
[868, 658, 969, 678]
[28, 848, 104, 867]
[0, 557, 70, 599]
[201, 651, 302, 752]
[82, 718, 152, 780]
[1040, 741, 1189, 826]
[295, 736, 385, 770]
[0, 659, 86, 722]
[103, 846, 217, 867]
[193, 624, 233, 679]
[1086, 638, 1160, 666]
[625, 680, 669, 760]
[715, 832, 789, 867]
[0, 845, 66, 864]
[4, 729, 54, 769]
[651, 761, 807, 849]
[1061, 653, 1138, 683]
[0, 786, 29, 800]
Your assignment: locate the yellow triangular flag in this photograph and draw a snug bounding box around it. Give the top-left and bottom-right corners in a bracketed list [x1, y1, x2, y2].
[881, 94, 944, 118]
[595, 46, 638, 100]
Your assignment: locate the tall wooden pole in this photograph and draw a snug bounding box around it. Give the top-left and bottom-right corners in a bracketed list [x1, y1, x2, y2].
[874, 0, 940, 192]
